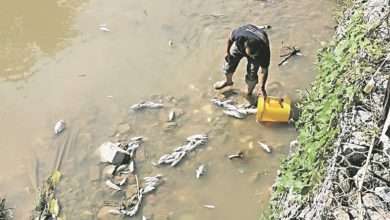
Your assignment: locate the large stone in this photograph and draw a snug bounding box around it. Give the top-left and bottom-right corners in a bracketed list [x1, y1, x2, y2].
[374, 187, 390, 203]
[362, 193, 385, 209]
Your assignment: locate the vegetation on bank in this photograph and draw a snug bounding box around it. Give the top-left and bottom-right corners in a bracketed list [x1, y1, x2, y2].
[268, 3, 386, 219]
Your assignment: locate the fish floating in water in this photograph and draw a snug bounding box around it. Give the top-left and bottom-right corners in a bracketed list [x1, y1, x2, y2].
[158, 134, 208, 167]
[130, 101, 164, 111]
[203, 205, 216, 209]
[228, 151, 244, 160]
[196, 164, 206, 179]
[142, 175, 163, 195]
[258, 141, 272, 153]
[99, 24, 111, 32]
[54, 120, 66, 135]
[223, 109, 246, 119]
[211, 98, 257, 119]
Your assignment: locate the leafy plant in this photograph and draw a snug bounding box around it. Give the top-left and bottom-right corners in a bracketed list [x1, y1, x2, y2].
[268, 6, 385, 219]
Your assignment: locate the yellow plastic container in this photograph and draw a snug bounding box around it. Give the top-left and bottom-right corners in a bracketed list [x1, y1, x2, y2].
[256, 96, 291, 123]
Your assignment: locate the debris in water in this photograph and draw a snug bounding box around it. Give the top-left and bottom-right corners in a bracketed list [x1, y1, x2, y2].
[99, 24, 111, 32]
[33, 170, 63, 220]
[228, 151, 244, 160]
[54, 120, 66, 135]
[223, 109, 246, 119]
[203, 205, 216, 209]
[168, 40, 174, 47]
[258, 141, 272, 153]
[168, 110, 176, 122]
[196, 164, 206, 179]
[278, 45, 301, 66]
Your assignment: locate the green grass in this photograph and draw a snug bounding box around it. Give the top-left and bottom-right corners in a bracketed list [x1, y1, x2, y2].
[268, 6, 385, 219]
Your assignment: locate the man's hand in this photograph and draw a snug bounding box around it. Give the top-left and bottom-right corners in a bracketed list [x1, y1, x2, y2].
[257, 86, 267, 97]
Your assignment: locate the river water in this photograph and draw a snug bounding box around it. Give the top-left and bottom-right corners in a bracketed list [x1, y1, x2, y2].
[0, 0, 335, 219]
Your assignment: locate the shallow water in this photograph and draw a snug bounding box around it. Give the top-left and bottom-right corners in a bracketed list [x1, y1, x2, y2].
[0, 0, 336, 219]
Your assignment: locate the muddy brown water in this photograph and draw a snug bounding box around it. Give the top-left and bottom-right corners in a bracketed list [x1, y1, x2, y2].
[0, 0, 336, 219]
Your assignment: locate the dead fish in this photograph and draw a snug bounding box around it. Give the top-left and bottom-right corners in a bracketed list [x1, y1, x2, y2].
[99, 24, 111, 32]
[223, 109, 245, 119]
[130, 101, 164, 111]
[54, 120, 66, 135]
[228, 151, 244, 160]
[244, 108, 257, 114]
[130, 136, 144, 142]
[196, 164, 206, 179]
[187, 134, 208, 142]
[203, 205, 216, 209]
[210, 98, 234, 108]
[258, 141, 272, 153]
[168, 111, 176, 122]
[105, 179, 121, 191]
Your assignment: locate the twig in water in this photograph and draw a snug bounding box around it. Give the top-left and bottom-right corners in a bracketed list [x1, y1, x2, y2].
[278, 46, 301, 66]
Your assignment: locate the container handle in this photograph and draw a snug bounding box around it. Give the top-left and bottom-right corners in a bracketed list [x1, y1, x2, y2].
[279, 98, 284, 108]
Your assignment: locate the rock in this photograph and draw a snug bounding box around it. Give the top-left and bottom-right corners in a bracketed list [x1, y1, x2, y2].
[333, 208, 350, 220]
[362, 193, 384, 209]
[374, 187, 390, 202]
[99, 142, 131, 165]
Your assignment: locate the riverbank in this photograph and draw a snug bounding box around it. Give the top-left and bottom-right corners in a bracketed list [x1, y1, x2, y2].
[269, 0, 390, 219]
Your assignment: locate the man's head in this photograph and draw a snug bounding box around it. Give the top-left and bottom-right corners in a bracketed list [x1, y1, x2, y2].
[244, 39, 260, 58]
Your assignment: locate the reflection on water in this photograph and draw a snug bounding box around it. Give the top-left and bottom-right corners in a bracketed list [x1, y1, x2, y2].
[0, 0, 85, 81]
[0, 0, 336, 219]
